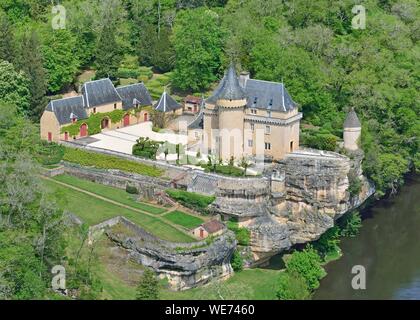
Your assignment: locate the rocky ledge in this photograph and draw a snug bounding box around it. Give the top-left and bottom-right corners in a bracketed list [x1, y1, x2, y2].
[104, 217, 237, 291]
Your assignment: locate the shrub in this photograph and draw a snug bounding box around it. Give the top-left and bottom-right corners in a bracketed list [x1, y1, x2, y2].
[36, 141, 64, 165]
[227, 221, 250, 246]
[276, 273, 311, 300]
[116, 68, 141, 79]
[285, 245, 326, 291]
[126, 185, 139, 195]
[339, 211, 362, 237]
[312, 226, 341, 260]
[302, 131, 338, 151]
[202, 164, 244, 177]
[348, 169, 362, 197]
[231, 251, 244, 272]
[132, 137, 162, 160]
[136, 269, 159, 300]
[165, 189, 215, 209]
[62, 148, 163, 177]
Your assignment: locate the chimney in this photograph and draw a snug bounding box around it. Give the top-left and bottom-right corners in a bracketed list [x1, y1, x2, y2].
[239, 71, 250, 88]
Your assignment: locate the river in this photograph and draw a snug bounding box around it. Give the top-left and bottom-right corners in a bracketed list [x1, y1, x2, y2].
[314, 174, 420, 300]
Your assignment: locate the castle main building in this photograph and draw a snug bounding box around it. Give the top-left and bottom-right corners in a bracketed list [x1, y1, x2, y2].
[203, 65, 302, 161]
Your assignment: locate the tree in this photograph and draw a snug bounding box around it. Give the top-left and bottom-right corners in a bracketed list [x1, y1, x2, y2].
[0, 60, 30, 114]
[16, 29, 47, 120]
[285, 246, 325, 291]
[0, 9, 15, 62]
[41, 28, 80, 93]
[231, 251, 244, 272]
[95, 23, 122, 80]
[172, 8, 226, 91]
[136, 268, 159, 300]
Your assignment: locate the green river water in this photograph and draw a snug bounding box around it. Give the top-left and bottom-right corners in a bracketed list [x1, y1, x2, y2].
[314, 174, 420, 300]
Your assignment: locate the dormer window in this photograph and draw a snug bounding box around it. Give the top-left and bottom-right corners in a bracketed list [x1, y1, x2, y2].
[269, 99, 273, 107]
[253, 97, 258, 105]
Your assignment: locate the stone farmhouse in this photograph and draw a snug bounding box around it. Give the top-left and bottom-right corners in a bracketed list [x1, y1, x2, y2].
[199, 64, 303, 161]
[40, 79, 154, 142]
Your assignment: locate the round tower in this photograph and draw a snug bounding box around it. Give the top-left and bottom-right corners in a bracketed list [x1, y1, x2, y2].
[216, 64, 247, 161]
[343, 108, 362, 151]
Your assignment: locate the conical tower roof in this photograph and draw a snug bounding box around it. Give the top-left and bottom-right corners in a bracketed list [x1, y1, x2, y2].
[344, 108, 361, 128]
[206, 64, 246, 104]
[154, 91, 181, 112]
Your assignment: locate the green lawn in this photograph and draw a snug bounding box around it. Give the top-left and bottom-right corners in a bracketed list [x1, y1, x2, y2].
[163, 210, 204, 229]
[44, 179, 195, 243]
[53, 174, 167, 215]
[161, 268, 280, 300]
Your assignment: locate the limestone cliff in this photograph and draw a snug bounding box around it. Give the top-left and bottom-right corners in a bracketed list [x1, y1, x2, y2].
[208, 148, 374, 265]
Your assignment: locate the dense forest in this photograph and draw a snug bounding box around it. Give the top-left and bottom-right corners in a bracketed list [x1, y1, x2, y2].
[0, 0, 418, 299]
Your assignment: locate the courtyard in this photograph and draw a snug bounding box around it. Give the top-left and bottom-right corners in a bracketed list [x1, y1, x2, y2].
[75, 122, 189, 158]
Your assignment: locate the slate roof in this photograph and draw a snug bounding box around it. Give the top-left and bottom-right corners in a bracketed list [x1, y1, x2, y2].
[344, 108, 361, 128]
[201, 220, 225, 234]
[82, 78, 122, 108]
[245, 79, 297, 112]
[116, 83, 153, 110]
[45, 96, 87, 125]
[154, 91, 181, 112]
[207, 64, 246, 104]
[206, 66, 297, 112]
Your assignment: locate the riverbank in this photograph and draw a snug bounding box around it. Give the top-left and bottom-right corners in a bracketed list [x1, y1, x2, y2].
[314, 174, 420, 299]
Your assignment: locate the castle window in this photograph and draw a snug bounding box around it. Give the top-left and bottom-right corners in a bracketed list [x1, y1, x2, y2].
[72, 118, 77, 123]
[265, 142, 271, 150]
[250, 123, 255, 131]
[267, 111, 271, 117]
[269, 99, 273, 107]
[114, 103, 117, 110]
[265, 126, 271, 134]
[93, 107, 97, 114]
[248, 140, 253, 147]
[251, 109, 257, 115]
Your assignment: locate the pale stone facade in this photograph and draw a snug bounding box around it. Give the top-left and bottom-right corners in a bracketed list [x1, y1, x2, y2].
[343, 108, 362, 151]
[201, 65, 302, 161]
[40, 80, 153, 142]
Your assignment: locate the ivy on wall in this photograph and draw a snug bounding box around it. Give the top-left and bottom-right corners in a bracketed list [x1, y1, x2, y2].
[60, 109, 130, 136]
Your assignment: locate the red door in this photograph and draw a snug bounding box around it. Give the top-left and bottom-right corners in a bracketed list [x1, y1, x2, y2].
[199, 229, 204, 239]
[123, 114, 130, 127]
[144, 113, 148, 122]
[48, 132, 52, 142]
[64, 132, 69, 141]
[80, 124, 88, 137]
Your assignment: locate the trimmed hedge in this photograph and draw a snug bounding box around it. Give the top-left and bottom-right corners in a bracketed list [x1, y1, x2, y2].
[126, 185, 139, 195]
[63, 147, 163, 177]
[165, 189, 215, 209]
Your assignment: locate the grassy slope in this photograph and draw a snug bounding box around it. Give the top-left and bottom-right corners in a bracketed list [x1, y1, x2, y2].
[53, 174, 166, 215]
[163, 210, 204, 229]
[44, 179, 194, 243]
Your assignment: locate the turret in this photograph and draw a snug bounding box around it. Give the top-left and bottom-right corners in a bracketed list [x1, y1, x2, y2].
[343, 108, 361, 151]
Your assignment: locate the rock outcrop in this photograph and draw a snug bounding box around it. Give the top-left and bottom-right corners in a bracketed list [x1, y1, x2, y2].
[103, 217, 237, 291]
[208, 148, 374, 265]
